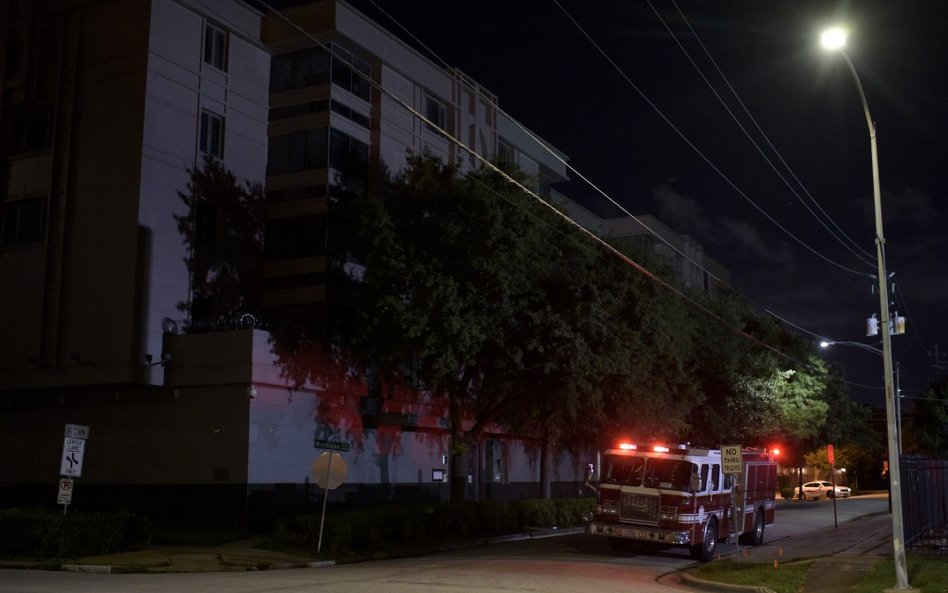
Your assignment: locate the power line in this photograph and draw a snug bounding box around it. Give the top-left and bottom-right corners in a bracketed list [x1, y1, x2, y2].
[364, 0, 733, 292]
[658, 0, 877, 268]
[364, 0, 886, 361]
[549, 0, 944, 390]
[551, 0, 869, 278]
[259, 0, 817, 371]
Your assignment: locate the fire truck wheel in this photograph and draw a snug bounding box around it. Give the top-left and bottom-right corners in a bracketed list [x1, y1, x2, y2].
[739, 509, 765, 546]
[690, 517, 718, 562]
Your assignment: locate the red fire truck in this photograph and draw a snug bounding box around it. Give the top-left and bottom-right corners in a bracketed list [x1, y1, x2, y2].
[585, 442, 778, 561]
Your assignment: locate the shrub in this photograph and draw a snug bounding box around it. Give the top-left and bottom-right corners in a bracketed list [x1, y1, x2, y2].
[781, 487, 795, 500]
[0, 507, 152, 559]
[275, 498, 592, 557]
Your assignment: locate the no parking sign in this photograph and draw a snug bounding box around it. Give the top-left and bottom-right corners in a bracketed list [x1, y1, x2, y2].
[57, 478, 73, 505]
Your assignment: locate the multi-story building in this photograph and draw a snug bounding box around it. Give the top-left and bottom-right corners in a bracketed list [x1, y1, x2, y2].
[1, 0, 271, 529]
[0, 0, 726, 531]
[557, 194, 731, 295]
[259, 1, 569, 332]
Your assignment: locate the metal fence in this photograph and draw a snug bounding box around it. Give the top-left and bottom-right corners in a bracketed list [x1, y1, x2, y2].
[900, 455, 948, 552]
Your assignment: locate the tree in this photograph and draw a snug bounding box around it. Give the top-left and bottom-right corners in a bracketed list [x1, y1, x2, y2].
[344, 154, 563, 501]
[684, 298, 831, 447]
[174, 156, 265, 321]
[914, 378, 948, 456]
[818, 367, 877, 449]
[482, 220, 705, 496]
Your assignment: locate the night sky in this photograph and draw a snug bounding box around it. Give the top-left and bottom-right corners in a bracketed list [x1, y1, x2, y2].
[278, 1, 948, 407]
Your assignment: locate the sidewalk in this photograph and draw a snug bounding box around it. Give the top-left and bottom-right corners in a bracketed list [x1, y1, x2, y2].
[682, 512, 896, 593]
[0, 506, 898, 589]
[0, 527, 578, 574]
[0, 538, 323, 574]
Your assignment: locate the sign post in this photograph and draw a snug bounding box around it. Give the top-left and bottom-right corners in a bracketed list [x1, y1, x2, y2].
[721, 445, 744, 556]
[58, 424, 89, 515]
[313, 440, 349, 554]
[828, 444, 838, 528]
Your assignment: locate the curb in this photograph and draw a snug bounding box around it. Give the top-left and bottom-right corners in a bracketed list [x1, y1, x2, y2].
[307, 560, 337, 568]
[220, 555, 313, 571]
[61, 563, 118, 574]
[679, 571, 777, 593]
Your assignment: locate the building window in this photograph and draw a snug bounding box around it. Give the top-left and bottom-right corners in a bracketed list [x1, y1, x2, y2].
[265, 214, 326, 261]
[330, 100, 371, 128]
[537, 172, 551, 198]
[497, 137, 514, 164]
[424, 93, 446, 134]
[270, 44, 370, 99]
[267, 129, 328, 177]
[269, 99, 330, 121]
[330, 45, 371, 101]
[329, 128, 369, 183]
[2, 197, 47, 247]
[203, 23, 228, 71]
[270, 48, 331, 92]
[266, 185, 327, 204]
[199, 110, 225, 158]
[11, 105, 52, 155]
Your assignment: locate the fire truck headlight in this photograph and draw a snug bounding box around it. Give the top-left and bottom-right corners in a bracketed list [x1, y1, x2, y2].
[660, 506, 678, 521]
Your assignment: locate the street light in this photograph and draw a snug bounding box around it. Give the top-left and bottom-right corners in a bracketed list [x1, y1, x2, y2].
[819, 340, 881, 356]
[819, 339, 904, 453]
[821, 27, 913, 591]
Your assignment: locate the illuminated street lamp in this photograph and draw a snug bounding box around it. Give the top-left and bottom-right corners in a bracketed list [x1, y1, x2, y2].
[819, 339, 904, 452]
[821, 27, 913, 591]
[819, 340, 881, 356]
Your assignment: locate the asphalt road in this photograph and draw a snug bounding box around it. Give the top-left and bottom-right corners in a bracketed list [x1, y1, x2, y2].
[0, 494, 889, 593]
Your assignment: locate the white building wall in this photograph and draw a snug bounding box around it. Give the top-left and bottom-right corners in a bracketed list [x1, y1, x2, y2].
[140, 0, 269, 383]
[497, 113, 568, 178]
[328, 2, 499, 176]
[247, 386, 590, 493]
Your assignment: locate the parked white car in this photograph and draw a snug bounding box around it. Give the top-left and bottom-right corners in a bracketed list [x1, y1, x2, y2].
[795, 481, 851, 499]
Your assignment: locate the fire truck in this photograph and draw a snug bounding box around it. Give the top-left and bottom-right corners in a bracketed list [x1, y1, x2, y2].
[585, 442, 778, 561]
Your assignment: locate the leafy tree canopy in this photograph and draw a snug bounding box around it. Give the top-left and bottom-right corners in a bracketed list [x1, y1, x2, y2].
[914, 378, 948, 456]
[174, 156, 265, 320]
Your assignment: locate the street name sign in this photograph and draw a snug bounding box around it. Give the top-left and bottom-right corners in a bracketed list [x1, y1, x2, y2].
[314, 438, 350, 452]
[64, 424, 90, 440]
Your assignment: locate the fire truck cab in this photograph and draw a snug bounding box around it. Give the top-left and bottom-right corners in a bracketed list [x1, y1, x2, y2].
[585, 442, 777, 561]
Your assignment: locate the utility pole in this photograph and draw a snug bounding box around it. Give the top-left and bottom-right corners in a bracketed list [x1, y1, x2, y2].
[932, 345, 946, 381]
[895, 361, 902, 453]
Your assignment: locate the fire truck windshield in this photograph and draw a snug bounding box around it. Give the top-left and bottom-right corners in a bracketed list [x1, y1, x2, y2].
[603, 455, 696, 491]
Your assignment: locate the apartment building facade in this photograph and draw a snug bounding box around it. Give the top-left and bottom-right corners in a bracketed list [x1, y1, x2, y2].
[0, 0, 594, 530]
[1, 0, 273, 529]
[558, 195, 732, 296]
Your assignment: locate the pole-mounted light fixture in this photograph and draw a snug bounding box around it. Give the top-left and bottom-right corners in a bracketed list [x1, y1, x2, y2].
[820, 26, 912, 591]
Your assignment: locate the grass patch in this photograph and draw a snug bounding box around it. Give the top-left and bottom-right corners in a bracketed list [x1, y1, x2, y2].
[854, 555, 948, 593]
[691, 559, 811, 593]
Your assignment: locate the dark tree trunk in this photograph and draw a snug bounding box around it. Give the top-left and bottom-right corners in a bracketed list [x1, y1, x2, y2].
[539, 436, 552, 499]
